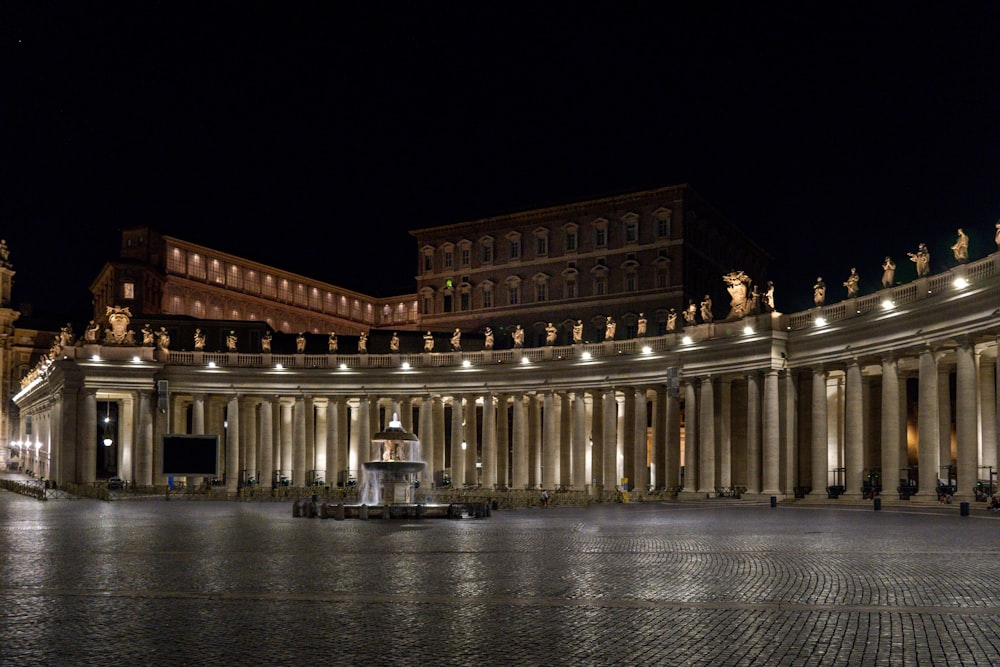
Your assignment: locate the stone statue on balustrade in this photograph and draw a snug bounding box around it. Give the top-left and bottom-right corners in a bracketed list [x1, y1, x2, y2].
[636, 313, 647, 337]
[666, 308, 678, 332]
[390, 332, 400, 352]
[156, 327, 170, 351]
[328, 332, 338, 352]
[545, 322, 558, 345]
[723, 270, 752, 319]
[103, 306, 136, 345]
[193, 328, 205, 350]
[296, 333, 306, 353]
[423, 331, 435, 352]
[451, 328, 462, 351]
[142, 324, 155, 346]
[907, 243, 930, 277]
[684, 300, 697, 325]
[951, 228, 969, 263]
[572, 320, 583, 344]
[881, 257, 896, 289]
[227, 330, 238, 352]
[512, 324, 525, 348]
[604, 316, 616, 341]
[764, 281, 775, 312]
[59, 323, 74, 347]
[484, 327, 494, 350]
[843, 268, 860, 298]
[85, 320, 100, 343]
[261, 331, 272, 352]
[358, 331, 368, 353]
[813, 277, 826, 307]
[700, 295, 713, 323]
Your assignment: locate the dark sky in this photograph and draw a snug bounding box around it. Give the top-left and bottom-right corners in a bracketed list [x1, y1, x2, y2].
[4, 2, 1000, 322]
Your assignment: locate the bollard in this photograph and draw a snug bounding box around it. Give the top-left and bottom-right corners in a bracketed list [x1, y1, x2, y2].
[874, 498, 882, 511]
[960, 501, 970, 517]
[770, 496, 777, 508]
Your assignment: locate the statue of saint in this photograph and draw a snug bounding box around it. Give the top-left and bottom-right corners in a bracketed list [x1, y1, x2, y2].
[604, 316, 616, 341]
[85, 320, 100, 343]
[843, 268, 860, 298]
[700, 295, 713, 323]
[59, 323, 74, 347]
[951, 228, 969, 263]
[451, 328, 461, 351]
[328, 332, 338, 353]
[358, 331, 368, 353]
[226, 330, 237, 352]
[390, 332, 400, 352]
[512, 325, 524, 348]
[296, 333, 306, 353]
[723, 270, 751, 318]
[684, 300, 697, 325]
[881, 257, 896, 289]
[572, 320, 583, 344]
[636, 313, 647, 337]
[142, 324, 154, 346]
[907, 243, 930, 277]
[483, 327, 494, 350]
[156, 327, 170, 351]
[995, 221, 1000, 249]
[193, 328, 205, 350]
[666, 308, 678, 332]
[813, 278, 826, 307]
[262, 331, 272, 352]
[545, 322, 558, 345]
[423, 331, 434, 352]
[764, 281, 775, 312]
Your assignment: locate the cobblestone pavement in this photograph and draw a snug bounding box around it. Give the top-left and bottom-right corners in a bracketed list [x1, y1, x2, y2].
[1, 487, 999, 666]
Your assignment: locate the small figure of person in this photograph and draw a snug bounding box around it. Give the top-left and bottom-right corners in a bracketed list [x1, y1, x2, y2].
[261, 331, 272, 352]
[451, 328, 461, 351]
[328, 331, 338, 353]
[390, 332, 400, 352]
[358, 331, 368, 353]
[193, 328, 205, 350]
[483, 327, 494, 350]
[813, 277, 826, 307]
[684, 300, 697, 325]
[700, 295, 713, 323]
[423, 331, 435, 352]
[604, 316, 616, 341]
[512, 324, 524, 348]
[142, 324, 155, 346]
[764, 281, 775, 312]
[226, 330, 238, 352]
[881, 257, 896, 289]
[156, 327, 170, 351]
[539, 489, 549, 508]
[666, 308, 678, 332]
[843, 267, 860, 298]
[85, 319, 100, 343]
[572, 319, 583, 344]
[545, 322, 558, 345]
[951, 227, 969, 263]
[636, 313, 647, 337]
[907, 243, 930, 277]
[296, 332, 306, 353]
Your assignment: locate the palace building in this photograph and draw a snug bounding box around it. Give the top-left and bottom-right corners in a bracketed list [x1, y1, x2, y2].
[6, 186, 1000, 504]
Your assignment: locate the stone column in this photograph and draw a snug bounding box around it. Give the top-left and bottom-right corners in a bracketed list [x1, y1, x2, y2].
[496, 395, 510, 489]
[482, 393, 497, 489]
[330, 398, 347, 487]
[762, 369, 781, 496]
[651, 386, 666, 490]
[781, 370, 798, 496]
[559, 392, 572, 488]
[917, 345, 940, 499]
[572, 391, 587, 490]
[292, 396, 307, 487]
[955, 337, 977, 501]
[80, 389, 98, 484]
[542, 392, 558, 489]
[880, 356, 901, 499]
[512, 394, 528, 488]
[683, 380, 698, 495]
[259, 397, 273, 486]
[746, 372, 761, 495]
[450, 396, 465, 487]
[717, 378, 732, 489]
[313, 399, 326, 483]
[938, 365, 953, 475]
[602, 388, 618, 489]
[631, 387, 647, 492]
[843, 360, 863, 499]
[529, 395, 542, 487]
[136, 389, 154, 486]
[219, 395, 236, 491]
[432, 396, 446, 485]
[400, 397, 413, 432]
[241, 398, 257, 485]
[665, 387, 681, 492]
[979, 352, 997, 471]
[417, 395, 434, 488]
[464, 395, 478, 486]
[698, 377, 715, 495]
[809, 367, 829, 497]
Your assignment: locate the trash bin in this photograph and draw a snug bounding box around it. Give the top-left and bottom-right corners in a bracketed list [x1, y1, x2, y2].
[960, 501, 970, 517]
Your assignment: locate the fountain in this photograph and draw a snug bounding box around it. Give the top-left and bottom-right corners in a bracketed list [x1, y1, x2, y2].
[314, 413, 491, 520]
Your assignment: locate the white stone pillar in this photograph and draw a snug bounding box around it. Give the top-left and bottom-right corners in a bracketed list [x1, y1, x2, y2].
[938, 366, 953, 474]
[880, 356, 901, 498]
[917, 346, 940, 499]
[512, 394, 528, 489]
[717, 378, 732, 489]
[683, 380, 698, 494]
[496, 395, 510, 489]
[955, 338, 977, 501]
[602, 388, 618, 489]
[632, 387, 647, 492]
[432, 396, 446, 485]
[259, 398, 273, 486]
[698, 377, 715, 495]
[746, 372, 761, 495]
[621, 388, 636, 491]
[559, 392, 572, 488]
[590, 390, 604, 490]
[136, 389, 154, 486]
[451, 396, 465, 487]
[572, 391, 587, 490]
[762, 369, 781, 495]
[843, 360, 863, 498]
[809, 367, 829, 497]
[482, 394, 497, 489]
[417, 395, 434, 488]
[465, 395, 478, 486]
[80, 389, 98, 484]
[529, 395, 542, 488]
[225, 395, 239, 491]
[979, 353, 997, 470]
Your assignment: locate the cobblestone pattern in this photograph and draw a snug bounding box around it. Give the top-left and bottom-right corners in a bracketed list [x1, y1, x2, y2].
[1, 489, 999, 666]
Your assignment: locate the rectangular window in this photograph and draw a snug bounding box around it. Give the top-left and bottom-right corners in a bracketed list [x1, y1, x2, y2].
[509, 286, 519, 305]
[423, 297, 432, 315]
[566, 231, 577, 251]
[460, 292, 470, 310]
[625, 274, 637, 291]
[566, 282, 576, 299]
[658, 218, 669, 238]
[625, 222, 638, 243]
[594, 279, 606, 296]
[444, 251, 453, 269]
[536, 283, 547, 302]
[595, 228, 606, 247]
[423, 254, 433, 272]
[482, 290, 492, 308]
[460, 248, 470, 266]
[656, 270, 667, 289]
[123, 282, 135, 299]
[482, 245, 493, 263]
[536, 237, 548, 255]
[509, 240, 520, 259]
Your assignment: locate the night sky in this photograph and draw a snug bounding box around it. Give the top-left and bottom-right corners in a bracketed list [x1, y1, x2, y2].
[4, 3, 1000, 323]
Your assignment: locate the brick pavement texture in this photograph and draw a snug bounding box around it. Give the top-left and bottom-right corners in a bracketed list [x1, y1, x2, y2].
[1, 491, 998, 666]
